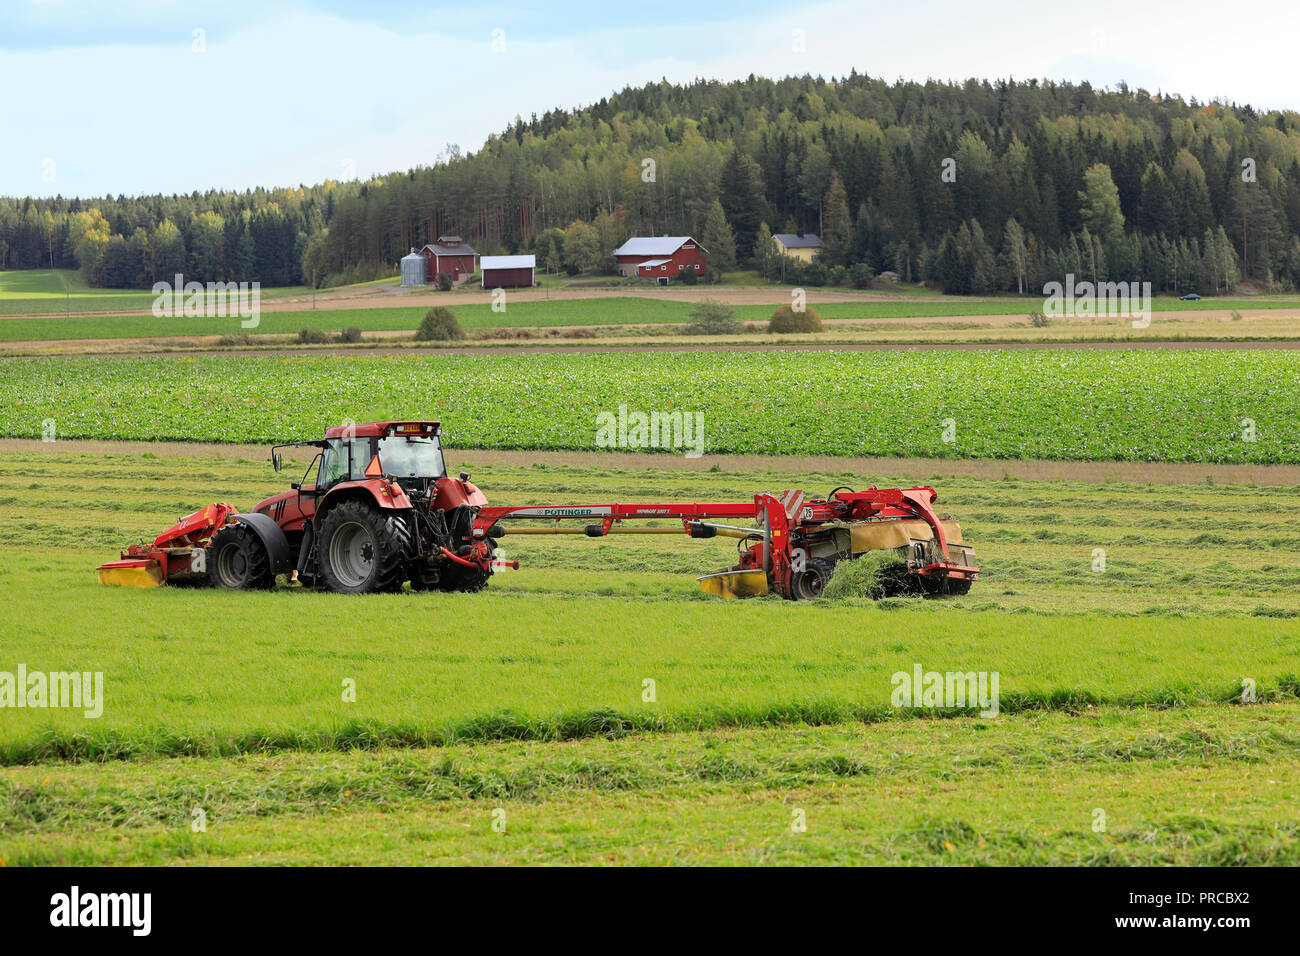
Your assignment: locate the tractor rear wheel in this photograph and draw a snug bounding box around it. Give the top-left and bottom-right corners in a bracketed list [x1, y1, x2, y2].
[791, 557, 836, 600]
[208, 523, 275, 590]
[317, 499, 411, 594]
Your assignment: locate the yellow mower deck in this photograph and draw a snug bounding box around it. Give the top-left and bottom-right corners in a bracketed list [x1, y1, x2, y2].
[96, 560, 164, 588]
[697, 569, 770, 599]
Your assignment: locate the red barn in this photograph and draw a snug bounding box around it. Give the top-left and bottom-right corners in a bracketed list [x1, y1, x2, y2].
[613, 236, 708, 284]
[421, 235, 477, 284]
[480, 254, 536, 289]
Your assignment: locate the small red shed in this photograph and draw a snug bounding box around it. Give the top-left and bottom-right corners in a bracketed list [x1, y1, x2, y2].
[480, 254, 536, 289]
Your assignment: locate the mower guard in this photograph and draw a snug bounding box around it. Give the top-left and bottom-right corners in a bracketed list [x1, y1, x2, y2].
[697, 568, 770, 599]
[97, 558, 165, 589]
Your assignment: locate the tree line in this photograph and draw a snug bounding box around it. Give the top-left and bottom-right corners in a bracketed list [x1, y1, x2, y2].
[2, 73, 1299, 293]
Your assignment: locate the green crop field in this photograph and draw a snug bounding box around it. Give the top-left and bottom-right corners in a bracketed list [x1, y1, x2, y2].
[1, 349, 1298, 462]
[1, 449, 1298, 864]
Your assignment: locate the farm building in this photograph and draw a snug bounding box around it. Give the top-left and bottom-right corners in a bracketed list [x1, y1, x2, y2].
[773, 233, 822, 262]
[481, 254, 536, 288]
[399, 249, 426, 287]
[613, 236, 708, 284]
[420, 235, 477, 284]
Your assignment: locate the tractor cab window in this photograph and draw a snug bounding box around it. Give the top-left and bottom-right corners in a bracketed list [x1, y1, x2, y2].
[314, 439, 351, 489]
[377, 435, 446, 479]
[347, 439, 371, 476]
[319, 438, 367, 487]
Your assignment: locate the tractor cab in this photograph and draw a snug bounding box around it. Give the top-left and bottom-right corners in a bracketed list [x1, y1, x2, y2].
[315, 421, 448, 494]
[270, 421, 446, 491]
[256, 421, 451, 535]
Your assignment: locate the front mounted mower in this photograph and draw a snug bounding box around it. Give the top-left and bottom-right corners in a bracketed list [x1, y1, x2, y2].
[98, 420, 979, 599]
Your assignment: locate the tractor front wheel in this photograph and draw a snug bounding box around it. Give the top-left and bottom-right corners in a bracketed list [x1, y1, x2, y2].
[208, 523, 275, 590]
[317, 500, 411, 594]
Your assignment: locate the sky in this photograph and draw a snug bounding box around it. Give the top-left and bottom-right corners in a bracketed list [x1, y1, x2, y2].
[3, 0, 1296, 199]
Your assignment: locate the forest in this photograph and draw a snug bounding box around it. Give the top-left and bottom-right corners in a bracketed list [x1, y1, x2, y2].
[2, 73, 1299, 294]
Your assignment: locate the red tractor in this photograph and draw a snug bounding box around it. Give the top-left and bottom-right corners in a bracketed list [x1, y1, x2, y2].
[99, 421, 507, 594]
[98, 420, 978, 599]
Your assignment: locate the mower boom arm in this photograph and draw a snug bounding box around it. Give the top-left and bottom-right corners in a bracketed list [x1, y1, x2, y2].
[474, 486, 952, 556]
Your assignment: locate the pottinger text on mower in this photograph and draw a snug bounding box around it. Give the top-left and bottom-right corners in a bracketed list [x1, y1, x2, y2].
[97, 421, 979, 599]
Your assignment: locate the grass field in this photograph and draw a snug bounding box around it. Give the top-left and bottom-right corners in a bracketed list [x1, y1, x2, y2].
[3, 318, 1296, 866]
[3, 283, 1300, 343]
[0, 269, 308, 317]
[1, 448, 1298, 864]
[2, 349, 1298, 462]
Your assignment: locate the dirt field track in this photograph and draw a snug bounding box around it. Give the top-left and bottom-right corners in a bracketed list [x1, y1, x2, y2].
[9, 438, 1300, 487]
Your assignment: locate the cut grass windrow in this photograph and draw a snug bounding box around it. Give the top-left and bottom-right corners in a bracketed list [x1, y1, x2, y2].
[5, 681, 1299, 766]
[5, 706, 1300, 866]
[3, 706, 1298, 832]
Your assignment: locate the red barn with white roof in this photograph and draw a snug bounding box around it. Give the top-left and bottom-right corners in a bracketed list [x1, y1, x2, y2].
[613, 236, 708, 284]
[480, 254, 536, 288]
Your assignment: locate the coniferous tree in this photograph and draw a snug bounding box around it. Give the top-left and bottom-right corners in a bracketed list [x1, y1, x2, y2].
[718, 148, 767, 264]
[753, 220, 775, 277]
[820, 172, 852, 267]
[1002, 217, 1027, 293]
[701, 199, 738, 270]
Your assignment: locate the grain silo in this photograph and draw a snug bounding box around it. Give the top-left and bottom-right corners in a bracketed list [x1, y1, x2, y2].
[400, 248, 426, 287]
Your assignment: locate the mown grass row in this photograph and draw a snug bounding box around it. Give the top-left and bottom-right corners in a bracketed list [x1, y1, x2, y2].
[4, 706, 1297, 830]
[5, 706, 1299, 865]
[7, 452, 1300, 616]
[7, 681, 1300, 767]
[4, 538, 1299, 766]
[5, 451, 1299, 767]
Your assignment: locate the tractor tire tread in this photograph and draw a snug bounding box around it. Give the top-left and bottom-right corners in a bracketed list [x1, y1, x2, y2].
[208, 523, 275, 590]
[317, 499, 412, 595]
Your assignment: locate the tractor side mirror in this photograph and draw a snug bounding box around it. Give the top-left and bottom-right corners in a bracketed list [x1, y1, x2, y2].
[272, 451, 283, 473]
[460, 471, 470, 483]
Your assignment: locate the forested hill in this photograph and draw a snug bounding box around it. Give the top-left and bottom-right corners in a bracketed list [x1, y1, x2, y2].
[4, 73, 1300, 293]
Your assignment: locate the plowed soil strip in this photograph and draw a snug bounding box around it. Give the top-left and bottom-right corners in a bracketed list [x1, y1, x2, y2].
[5, 439, 1300, 486]
[7, 336, 1300, 358]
